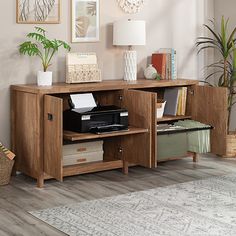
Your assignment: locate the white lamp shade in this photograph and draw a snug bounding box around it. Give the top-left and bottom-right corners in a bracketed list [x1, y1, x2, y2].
[113, 20, 146, 46]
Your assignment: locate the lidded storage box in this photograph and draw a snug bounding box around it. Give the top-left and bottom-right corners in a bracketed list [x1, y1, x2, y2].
[63, 140, 104, 166]
[66, 53, 102, 83]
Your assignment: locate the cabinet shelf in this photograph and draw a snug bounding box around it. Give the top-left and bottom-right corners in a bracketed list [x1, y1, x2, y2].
[157, 115, 191, 123]
[63, 127, 148, 142]
[63, 160, 123, 177]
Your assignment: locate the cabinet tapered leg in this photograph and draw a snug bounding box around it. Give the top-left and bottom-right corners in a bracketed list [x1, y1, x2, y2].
[123, 160, 129, 175]
[37, 175, 44, 188]
[193, 153, 199, 163]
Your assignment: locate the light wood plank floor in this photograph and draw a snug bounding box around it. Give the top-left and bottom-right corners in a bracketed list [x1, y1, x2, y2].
[1, 154, 236, 236]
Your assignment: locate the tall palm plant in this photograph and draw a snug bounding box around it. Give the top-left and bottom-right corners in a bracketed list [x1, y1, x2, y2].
[196, 16, 236, 132]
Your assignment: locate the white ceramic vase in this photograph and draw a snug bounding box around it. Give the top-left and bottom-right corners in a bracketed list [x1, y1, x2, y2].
[37, 71, 53, 86]
[144, 64, 157, 80]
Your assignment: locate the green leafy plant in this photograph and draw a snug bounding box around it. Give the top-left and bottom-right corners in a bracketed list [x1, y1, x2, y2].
[19, 27, 71, 72]
[196, 16, 236, 132]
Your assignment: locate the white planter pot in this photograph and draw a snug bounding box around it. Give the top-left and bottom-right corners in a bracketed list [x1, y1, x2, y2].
[156, 101, 166, 119]
[37, 71, 52, 86]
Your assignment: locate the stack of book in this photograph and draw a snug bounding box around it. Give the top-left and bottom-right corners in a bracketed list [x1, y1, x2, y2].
[163, 87, 187, 116]
[63, 140, 104, 166]
[151, 48, 177, 80]
[177, 87, 187, 116]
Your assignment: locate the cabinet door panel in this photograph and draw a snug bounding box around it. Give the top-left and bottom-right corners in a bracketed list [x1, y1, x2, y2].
[11, 91, 41, 178]
[191, 85, 228, 155]
[44, 95, 63, 181]
[122, 90, 157, 168]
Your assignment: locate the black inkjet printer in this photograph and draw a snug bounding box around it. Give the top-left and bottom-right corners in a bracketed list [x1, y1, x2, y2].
[63, 95, 129, 134]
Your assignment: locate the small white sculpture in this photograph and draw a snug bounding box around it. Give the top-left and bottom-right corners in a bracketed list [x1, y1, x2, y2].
[144, 64, 158, 80]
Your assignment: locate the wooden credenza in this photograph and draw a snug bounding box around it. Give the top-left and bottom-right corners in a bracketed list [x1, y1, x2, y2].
[11, 79, 228, 187]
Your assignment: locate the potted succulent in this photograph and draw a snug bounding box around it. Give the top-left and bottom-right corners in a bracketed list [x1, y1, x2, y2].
[197, 16, 236, 157]
[19, 27, 71, 86]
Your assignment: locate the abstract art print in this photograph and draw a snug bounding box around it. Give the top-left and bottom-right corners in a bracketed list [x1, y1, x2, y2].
[16, 0, 61, 24]
[71, 0, 100, 43]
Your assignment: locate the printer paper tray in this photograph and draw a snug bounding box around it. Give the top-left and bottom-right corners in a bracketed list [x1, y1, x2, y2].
[95, 129, 129, 135]
[89, 124, 128, 134]
[63, 127, 148, 142]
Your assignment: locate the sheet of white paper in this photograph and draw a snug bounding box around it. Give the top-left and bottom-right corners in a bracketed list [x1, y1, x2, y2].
[70, 93, 97, 109]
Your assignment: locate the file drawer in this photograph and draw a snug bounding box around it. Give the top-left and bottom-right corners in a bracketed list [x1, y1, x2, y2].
[157, 133, 188, 161]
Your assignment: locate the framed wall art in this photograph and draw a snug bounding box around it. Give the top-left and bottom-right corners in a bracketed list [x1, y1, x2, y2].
[71, 0, 100, 43]
[16, 0, 61, 24]
[117, 0, 146, 14]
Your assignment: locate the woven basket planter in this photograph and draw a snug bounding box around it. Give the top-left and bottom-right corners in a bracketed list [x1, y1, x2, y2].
[0, 156, 14, 186]
[224, 132, 236, 158]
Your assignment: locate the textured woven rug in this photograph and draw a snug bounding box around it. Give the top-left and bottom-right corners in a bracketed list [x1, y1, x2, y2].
[30, 174, 236, 236]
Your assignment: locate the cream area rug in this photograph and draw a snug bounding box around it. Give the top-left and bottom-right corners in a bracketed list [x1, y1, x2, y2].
[30, 174, 236, 236]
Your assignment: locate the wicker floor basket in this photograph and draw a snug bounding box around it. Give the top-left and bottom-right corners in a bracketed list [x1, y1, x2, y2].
[0, 156, 14, 186]
[224, 132, 236, 157]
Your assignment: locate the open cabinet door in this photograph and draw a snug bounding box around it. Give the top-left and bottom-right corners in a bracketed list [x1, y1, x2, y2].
[190, 85, 228, 156]
[122, 90, 157, 168]
[44, 95, 63, 181]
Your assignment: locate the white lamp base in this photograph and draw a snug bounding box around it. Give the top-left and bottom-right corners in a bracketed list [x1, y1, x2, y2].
[124, 50, 137, 81]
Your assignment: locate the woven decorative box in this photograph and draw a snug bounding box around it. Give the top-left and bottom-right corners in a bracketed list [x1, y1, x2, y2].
[66, 53, 102, 84]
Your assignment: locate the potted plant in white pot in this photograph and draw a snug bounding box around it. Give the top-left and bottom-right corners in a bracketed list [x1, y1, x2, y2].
[19, 27, 71, 86]
[197, 16, 236, 157]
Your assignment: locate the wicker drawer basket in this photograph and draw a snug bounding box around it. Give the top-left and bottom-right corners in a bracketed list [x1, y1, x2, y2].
[0, 155, 14, 186]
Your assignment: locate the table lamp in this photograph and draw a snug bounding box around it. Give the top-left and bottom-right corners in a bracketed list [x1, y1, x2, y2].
[113, 19, 146, 81]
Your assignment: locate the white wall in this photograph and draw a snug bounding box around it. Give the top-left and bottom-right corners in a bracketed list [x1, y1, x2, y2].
[214, 0, 236, 131]
[0, 0, 212, 147]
